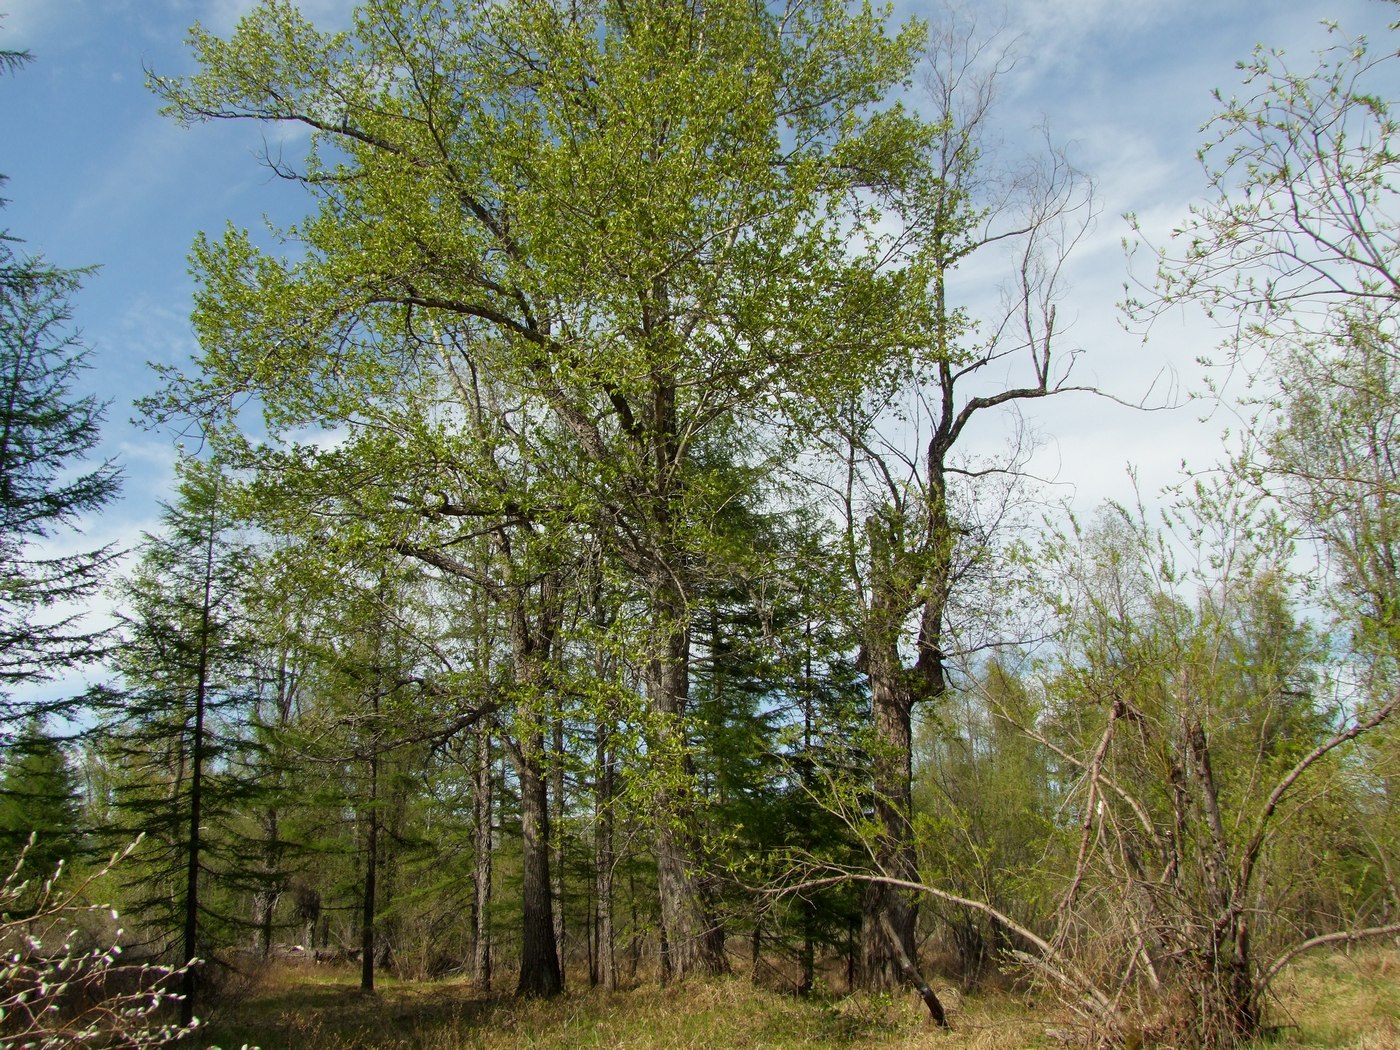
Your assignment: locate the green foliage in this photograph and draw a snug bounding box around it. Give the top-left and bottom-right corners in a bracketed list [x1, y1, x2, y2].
[1120, 26, 1400, 1041]
[103, 1, 1400, 1040]
[1267, 310, 1400, 674]
[914, 659, 1055, 982]
[1029, 479, 1394, 1047]
[0, 56, 120, 709]
[101, 457, 261, 949]
[148, 0, 930, 450]
[1138, 11, 1400, 684]
[0, 716, 84, 882]
[144, 0, 940, 983]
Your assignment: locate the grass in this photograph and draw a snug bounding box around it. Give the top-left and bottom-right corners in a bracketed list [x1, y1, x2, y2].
[1254, 946, 1400, 1049]
[193, 948, 1400, 1050]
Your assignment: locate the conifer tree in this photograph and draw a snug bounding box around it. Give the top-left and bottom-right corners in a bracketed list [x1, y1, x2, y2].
[104, 457, 255, 1025]
[0, 715, 84, 879]
[0, 48, 120, 713]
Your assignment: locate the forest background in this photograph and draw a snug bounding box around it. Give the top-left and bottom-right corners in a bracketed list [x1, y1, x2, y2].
[1, 1, 1399, 1049]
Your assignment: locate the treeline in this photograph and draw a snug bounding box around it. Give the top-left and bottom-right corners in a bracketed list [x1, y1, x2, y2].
[1, 2, 1398, 1048]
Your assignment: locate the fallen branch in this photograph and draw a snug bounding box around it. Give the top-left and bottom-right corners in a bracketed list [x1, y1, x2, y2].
[1261, 921, 1400, 989]
[766, 869, 1117, 1027]
[877, 910, 948, 1027]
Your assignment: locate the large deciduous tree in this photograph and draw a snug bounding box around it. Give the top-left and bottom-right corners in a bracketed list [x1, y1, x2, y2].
[148, 0, 930, 980]
[822, 20, 1092, 1004]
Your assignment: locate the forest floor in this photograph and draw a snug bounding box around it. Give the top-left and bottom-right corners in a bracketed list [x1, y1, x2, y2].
[195, 946, 1400, 1050]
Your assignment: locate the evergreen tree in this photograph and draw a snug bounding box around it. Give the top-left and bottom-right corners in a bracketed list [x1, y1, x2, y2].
[104, 457, 256, 1025]
[0, 50, 120, 713]
[0, 715, 83, 879]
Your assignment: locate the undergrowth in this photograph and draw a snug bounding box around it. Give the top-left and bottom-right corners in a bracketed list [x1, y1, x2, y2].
[194, 947, 1400, 1050]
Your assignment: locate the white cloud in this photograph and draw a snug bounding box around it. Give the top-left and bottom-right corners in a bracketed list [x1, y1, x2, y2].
[1, 0, 65, 43]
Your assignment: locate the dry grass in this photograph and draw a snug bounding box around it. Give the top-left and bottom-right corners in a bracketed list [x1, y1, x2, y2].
[1257, 946, 1400, 1049]
[194, 963, 1052, 1050]
[193, 948, 1400, 1050]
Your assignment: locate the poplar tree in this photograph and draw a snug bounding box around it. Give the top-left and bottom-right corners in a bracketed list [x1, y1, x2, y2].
[148, 0, 932, 981]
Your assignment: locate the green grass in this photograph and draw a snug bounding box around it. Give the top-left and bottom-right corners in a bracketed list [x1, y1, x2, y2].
[194, 949, 1400, 1050]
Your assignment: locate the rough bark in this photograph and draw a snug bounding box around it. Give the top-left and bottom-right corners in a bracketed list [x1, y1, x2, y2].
[360, 743, 378, 993]
[515, 726, 563, 997]
[252, 884, 277, 960]
[644, 607, 727, 979]
[860, 633, 918, 991]
[505, 555, 563, 998]
[857, 465, 953, 993]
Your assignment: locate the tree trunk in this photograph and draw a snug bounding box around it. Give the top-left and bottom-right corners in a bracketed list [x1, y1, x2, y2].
[253, 884, 277, 960]
[378, 788, 402, 974]
[644, 614, 727, 979]
[857, 484, 952, 1006]
[179, 507, 218, 1028]
[515, 726, 563, 997]
[550, 715, 566, 985]
[472, 724, 493, 991]
[180, 677, 205, 1026]
[799, 900, 815, 997]
[1187, 717, 1260, 1044]
[594, 717, 617, 991]
[361, 745, 378, 994]
[860, 634, 919, 992]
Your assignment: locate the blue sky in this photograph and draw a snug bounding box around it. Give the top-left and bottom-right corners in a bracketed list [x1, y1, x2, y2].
[1, 0, 1396, 702]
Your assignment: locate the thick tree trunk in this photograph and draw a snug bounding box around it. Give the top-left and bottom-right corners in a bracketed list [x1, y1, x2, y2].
[253, 885, 277, 960]
[253, 802, 282, 959]
[472, 724, 493, 991]
[857, 484, 952, 1011]
[644, 614, 727, 979]
[505, 557, 564, 999]
[859, 636, 919, 992]
[515, 727, 563, 997]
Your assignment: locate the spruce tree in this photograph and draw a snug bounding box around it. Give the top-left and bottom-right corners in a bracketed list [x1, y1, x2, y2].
[0, 715, 83, 879]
